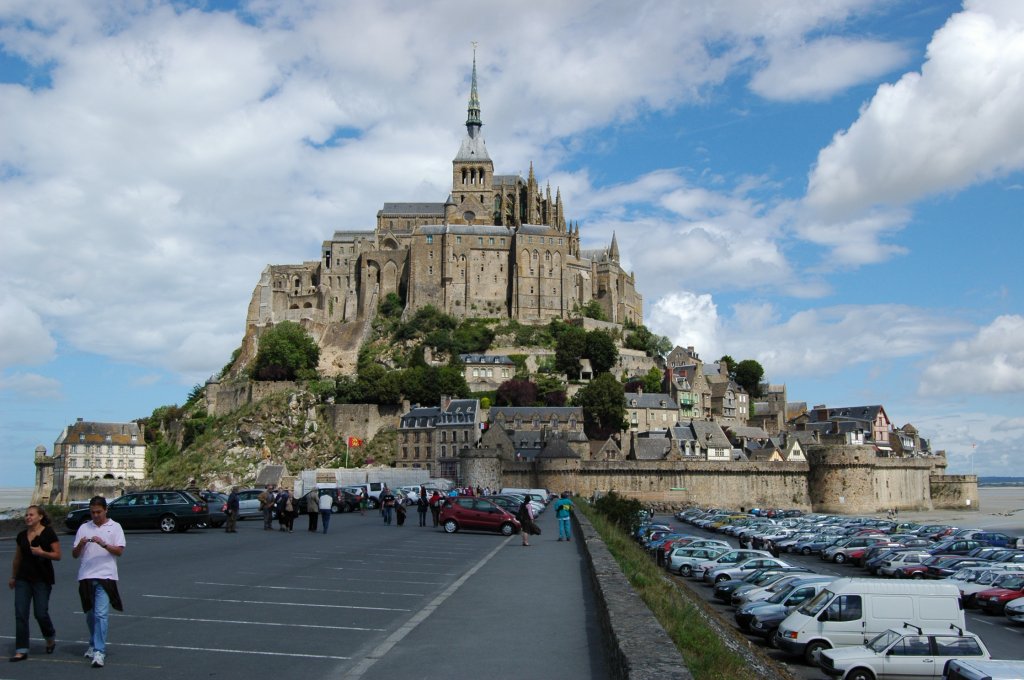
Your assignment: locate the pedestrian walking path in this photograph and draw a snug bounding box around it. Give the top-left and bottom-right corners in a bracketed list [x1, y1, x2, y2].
[346, 503, 609, 678]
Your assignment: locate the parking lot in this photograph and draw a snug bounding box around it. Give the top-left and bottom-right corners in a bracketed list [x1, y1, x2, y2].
[0, 507, 607, 679]
[654, 512, 1024, 680]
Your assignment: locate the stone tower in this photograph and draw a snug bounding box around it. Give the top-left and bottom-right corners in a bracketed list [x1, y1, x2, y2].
[448, 49, 495, 226]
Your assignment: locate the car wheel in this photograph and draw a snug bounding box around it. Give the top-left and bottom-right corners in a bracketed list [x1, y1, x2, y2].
[715, 574, 730, 583]
[443, 519, 458, 534]
[833, 553, 846, 564]
[368, 498, 380, 510]
[911, 571, 924, 579]
[332, 503, 339, 514]
[801, 547, 811, 556]
[500, 522, 515, 537]
[847, 668, 875, 680]
[765, 628, 779, 649]
[159, 515, 178, 533]
[804, 640, 830, 666]
[679, 564, 693, 577]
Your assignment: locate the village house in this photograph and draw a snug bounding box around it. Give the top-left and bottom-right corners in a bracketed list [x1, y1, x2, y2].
[397, 397, 481, 477]
[624, 390, 680, 432]
[459, 353, 515, 392]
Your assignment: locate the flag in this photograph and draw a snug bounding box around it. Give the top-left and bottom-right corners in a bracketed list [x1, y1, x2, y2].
[347, 437, 363, 447]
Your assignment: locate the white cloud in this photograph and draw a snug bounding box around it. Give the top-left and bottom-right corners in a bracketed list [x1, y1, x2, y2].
[0, 297, 56, 368]
[647, 292, 720, 358]
[805, 0, 1024, 219]
[725, 304, 963, 377]
[919, 315, 1024, 395]
[0, 372, 62, 399]
[751, 37, 910, 102]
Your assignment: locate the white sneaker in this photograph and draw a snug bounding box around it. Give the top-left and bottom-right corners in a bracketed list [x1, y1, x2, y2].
[91, 651, 105, 667]
[84, 646, 95, 659]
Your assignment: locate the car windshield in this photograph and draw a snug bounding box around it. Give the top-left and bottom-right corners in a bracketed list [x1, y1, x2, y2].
[796, 588, 834, 617]
[767, 585, 796, 604]
[867, 629, 902, 653]
[996, 575, 1024, 589]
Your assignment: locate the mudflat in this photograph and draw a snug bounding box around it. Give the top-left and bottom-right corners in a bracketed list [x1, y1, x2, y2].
[883, 486, 1024, 536]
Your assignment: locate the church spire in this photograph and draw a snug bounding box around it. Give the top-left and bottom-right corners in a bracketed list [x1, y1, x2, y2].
[610, 231, 620, 261]
[466, 44, 482, 133]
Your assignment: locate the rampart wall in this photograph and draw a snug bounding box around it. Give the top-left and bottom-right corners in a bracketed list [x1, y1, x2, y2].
[472, 445, 975, 514]
[327, 403, 403, 444]
[930, 474, 980, 511]
[206, 379, 299, 417]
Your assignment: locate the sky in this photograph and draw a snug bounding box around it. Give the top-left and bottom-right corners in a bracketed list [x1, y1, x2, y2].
[1, 0, 1022, 487]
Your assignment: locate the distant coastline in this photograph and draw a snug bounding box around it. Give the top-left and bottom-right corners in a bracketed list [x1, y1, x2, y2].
[978, 477, 1024, 487]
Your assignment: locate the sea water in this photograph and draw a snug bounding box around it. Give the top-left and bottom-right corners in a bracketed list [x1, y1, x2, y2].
[0, 487, 34, 518]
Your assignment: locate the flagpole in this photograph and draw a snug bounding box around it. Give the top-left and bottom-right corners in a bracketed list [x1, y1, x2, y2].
[346, 438, 350, 468]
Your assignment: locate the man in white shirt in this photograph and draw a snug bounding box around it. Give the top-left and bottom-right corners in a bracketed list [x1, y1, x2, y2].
[72, 496, 126, 668]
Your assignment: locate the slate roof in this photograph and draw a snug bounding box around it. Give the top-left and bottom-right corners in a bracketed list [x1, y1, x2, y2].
[670, 426, 696, 442]
[728, 426, 770, 439]
[537, 437, 580, 460]
[378, 202, 446, 216]
[460, 354, 514, 365]
[633, 438, 670, 460]
[690, 420, 732, 449]
[624, 392, 679, 409]
[518, 224, 556, 235]
[419, 224, 514, 236]
[56, 420, 143, 446]
[490, 406, 582, 421]
[438, 399, 478, 427]
[400, 406, 442, 429]
[807, 405, 887, 424]
[454, 130, 491, 162]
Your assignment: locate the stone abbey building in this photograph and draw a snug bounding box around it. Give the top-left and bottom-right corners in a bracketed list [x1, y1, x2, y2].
[243, 56, 642, 373]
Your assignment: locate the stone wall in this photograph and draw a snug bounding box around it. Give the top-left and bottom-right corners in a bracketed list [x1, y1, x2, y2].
[327, 403, 403, 443]
[206, 379, 299, 417]
[930, 474, 980, 510]
[805, 445, 936, 513]
[66, 478, 149, 504]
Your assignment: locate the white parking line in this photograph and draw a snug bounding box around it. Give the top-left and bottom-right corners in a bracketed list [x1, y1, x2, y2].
[195, 581, 428, 597]
[0, 635, 352, 660]
[331, 567, 455, 575]
[114, 612, 385, 631]
[142, 594, 409, 611]
[337, 535, 511, 679]
[292, 574, 444, 586]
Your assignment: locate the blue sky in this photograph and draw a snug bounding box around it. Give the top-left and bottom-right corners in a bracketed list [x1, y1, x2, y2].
[1, 1, 1022, 487]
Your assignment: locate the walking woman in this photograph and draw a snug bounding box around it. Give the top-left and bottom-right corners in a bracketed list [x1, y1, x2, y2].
[416, 486, 429, 527]
[429, 490, 442, 527]
[516, 499, 535, 547]
[8, 505, 61, 661]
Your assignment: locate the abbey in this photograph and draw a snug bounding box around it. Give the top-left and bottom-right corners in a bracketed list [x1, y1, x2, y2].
[246, 56, 642, 359]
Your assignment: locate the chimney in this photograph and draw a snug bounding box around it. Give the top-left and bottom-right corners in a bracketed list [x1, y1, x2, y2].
[77, 417, 84, 422]
[637, 386, 643, 395]
[441, 394, 452, 410]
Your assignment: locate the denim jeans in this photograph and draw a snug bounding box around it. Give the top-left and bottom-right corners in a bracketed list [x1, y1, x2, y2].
[558, 516, 572, 540]
[85, 581, 110, 654]
[382, 506, 393, 525]
[14, 579, 55, 654]
[320, 509, 331, 533]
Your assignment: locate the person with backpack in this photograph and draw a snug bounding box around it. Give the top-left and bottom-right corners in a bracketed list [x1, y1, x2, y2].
[551, 492, 574, 542]
[258, 485, 276, 530]
[516, 499, 536, 547]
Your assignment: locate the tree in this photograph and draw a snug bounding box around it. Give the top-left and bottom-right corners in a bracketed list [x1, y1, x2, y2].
[624, 323, 672, 358]
[555, 326, 587, 378]
[642, 366, 664, 393]
[585, 330, 619, 375]
[496, 379, 538, 407]
[252, 321, 320, 381]
[734, 359, 765, 398]
[579, 299, 609, 321]
[717, 355, 736, 378]
[535, 374, 567, 406]
[572, 373, 627, 440]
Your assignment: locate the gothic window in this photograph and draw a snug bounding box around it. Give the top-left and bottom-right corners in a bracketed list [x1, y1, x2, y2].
[489, 237, 495, 245]
[426, 235, 433, 244]
[545, 251, 551, 261]
[294, 277, 301, 289]
[456, 236, 461, 244]
[478, 237, 483, 246]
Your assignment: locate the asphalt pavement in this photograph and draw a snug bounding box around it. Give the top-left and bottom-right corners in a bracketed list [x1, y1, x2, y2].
[0, 505, 608, 679]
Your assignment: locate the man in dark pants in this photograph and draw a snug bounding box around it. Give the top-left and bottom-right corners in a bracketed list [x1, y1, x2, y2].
[258, 485, 276, 530]
[225, 487, 239, 533]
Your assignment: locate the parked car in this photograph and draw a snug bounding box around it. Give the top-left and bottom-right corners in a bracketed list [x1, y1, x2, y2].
[707, 557, 795, 584]
[439, 496, 520, 536]
[1004, 595, 1024, 624]
[235, 488, 267, 520]
[295, 488, 360, 514]
[975, 574, 1024, 615]
[696, 550, 773, 582]
[737, 576, 835, 635]
[65, 490, 209, 533]
[197, 491, 227, 528]
[667, 546, 729, 577]
[823, 536, 894, 564]
[818, 624, 989, 680]
[878, 551, 932, 578]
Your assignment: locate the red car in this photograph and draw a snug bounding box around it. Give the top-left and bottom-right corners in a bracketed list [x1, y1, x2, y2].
[439, 496, 521, 536]
[975, 575, 1024, 615]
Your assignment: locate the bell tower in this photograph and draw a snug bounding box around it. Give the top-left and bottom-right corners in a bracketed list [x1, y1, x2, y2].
[451, 46, 495, 225]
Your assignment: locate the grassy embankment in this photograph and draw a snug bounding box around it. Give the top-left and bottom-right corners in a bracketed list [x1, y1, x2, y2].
[578, 501, 772, 680]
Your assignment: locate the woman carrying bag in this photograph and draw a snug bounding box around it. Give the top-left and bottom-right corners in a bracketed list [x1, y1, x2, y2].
[516, 499, 537, 546]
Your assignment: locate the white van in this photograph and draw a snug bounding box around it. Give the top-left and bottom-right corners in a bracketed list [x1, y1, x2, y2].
[775, 577, 964, 665]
